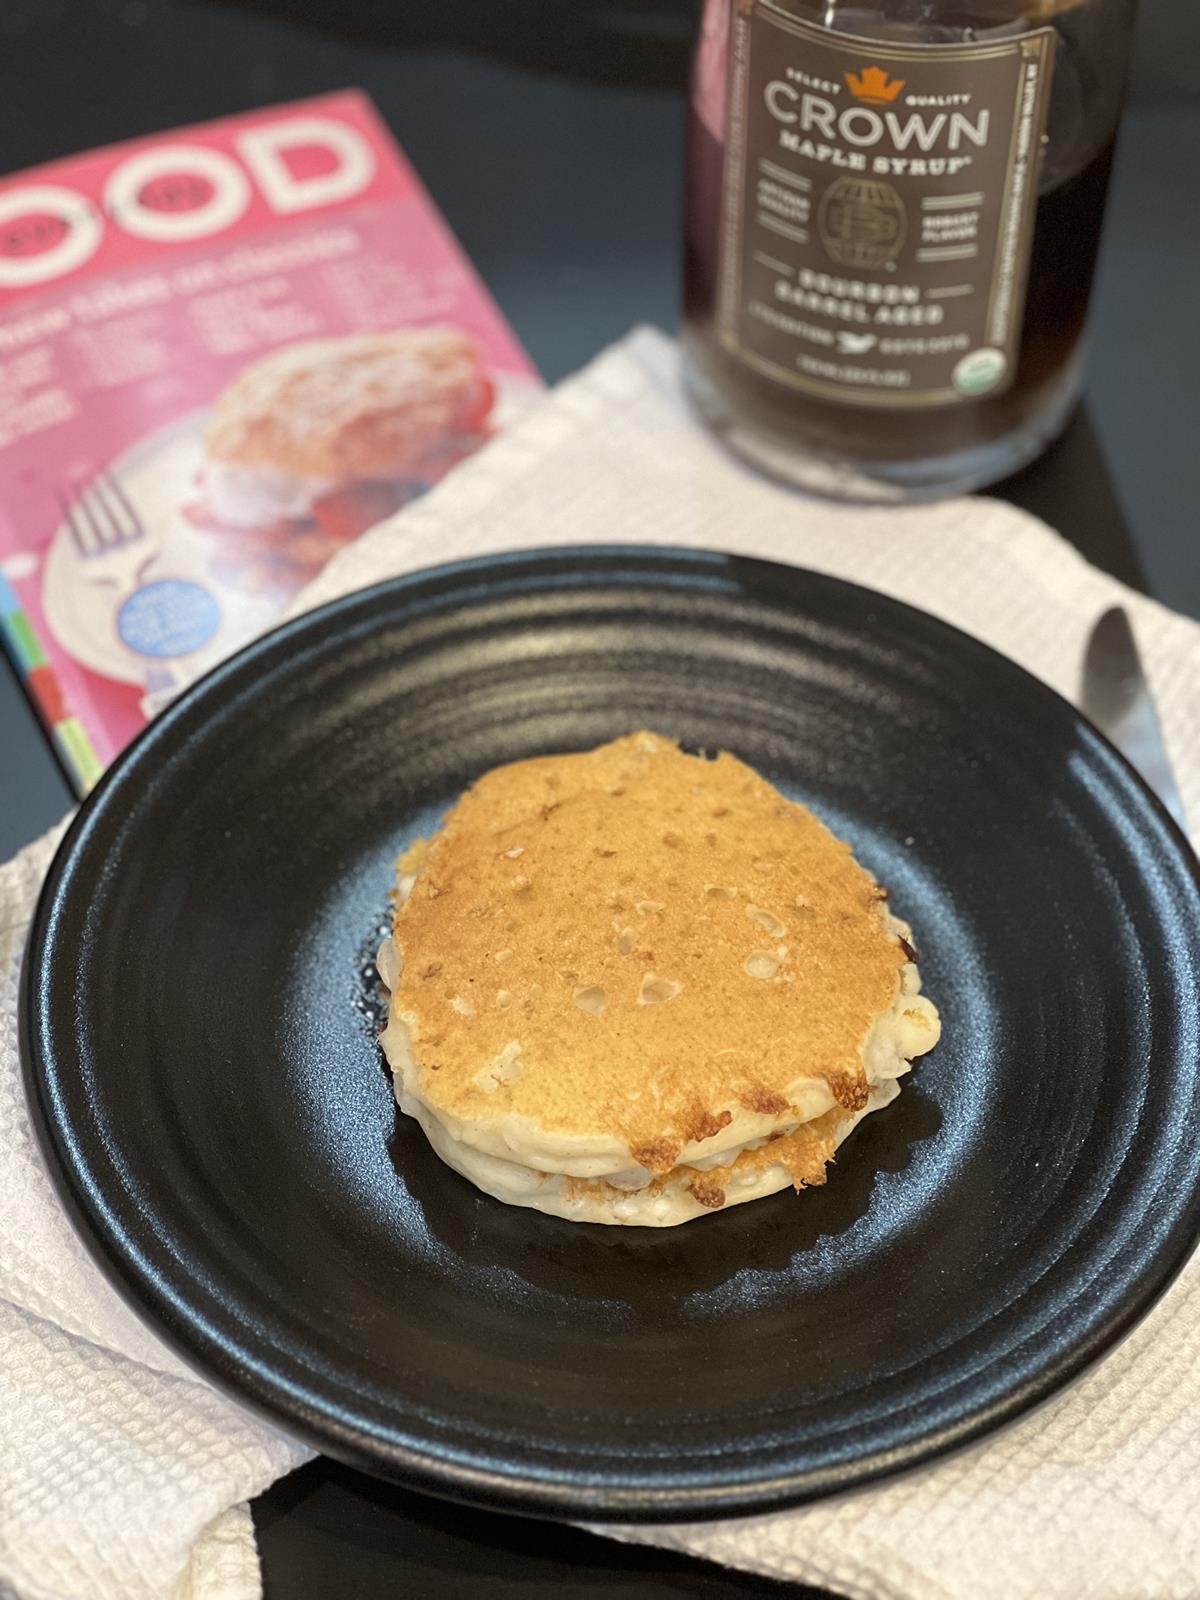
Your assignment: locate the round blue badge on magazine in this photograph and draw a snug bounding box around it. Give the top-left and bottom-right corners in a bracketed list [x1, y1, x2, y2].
[117, 579, 220, 659]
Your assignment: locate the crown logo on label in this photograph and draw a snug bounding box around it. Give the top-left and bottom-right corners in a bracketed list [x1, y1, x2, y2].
[845, 66, 906, 104]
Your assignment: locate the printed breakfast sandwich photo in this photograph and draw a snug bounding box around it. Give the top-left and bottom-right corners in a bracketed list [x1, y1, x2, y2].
[191, 325, 500, 594]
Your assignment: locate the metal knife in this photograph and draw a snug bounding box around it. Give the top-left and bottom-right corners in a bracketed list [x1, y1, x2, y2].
[1080, 605, 1189, 833]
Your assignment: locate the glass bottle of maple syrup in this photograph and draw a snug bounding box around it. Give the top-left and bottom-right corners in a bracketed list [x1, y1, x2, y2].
[682, 0, 1137, 500]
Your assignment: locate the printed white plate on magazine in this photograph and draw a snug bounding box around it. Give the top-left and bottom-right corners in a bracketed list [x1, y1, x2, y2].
[42, 372, 540, 697]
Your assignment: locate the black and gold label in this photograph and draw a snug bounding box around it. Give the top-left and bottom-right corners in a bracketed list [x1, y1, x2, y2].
[718, 3, 1056, 407]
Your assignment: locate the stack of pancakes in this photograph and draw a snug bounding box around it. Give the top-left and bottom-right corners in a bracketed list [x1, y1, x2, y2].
[377, 733, 940, 1227]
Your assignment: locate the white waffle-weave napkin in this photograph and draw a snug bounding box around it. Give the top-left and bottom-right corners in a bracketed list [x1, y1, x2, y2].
[0, 826, 312, 1600]
[2, 326, 1197, 1600]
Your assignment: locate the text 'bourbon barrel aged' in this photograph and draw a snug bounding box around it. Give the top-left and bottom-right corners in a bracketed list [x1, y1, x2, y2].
[683, 0, 1137, 500]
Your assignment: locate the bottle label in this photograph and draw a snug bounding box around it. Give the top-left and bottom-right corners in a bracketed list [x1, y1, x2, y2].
[717, 3, 1056, 407]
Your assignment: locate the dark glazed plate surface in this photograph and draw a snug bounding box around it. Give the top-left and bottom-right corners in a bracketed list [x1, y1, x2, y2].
[21, 548, 1200, 1521]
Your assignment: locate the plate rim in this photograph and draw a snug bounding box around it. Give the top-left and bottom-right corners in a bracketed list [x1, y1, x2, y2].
[20, 544, 1200, 1521]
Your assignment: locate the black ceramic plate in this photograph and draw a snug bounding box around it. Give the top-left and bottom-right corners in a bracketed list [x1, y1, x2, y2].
[22, 548, 1200, 1522]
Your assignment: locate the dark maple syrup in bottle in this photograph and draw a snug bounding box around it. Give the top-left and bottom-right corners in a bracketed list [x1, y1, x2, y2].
[682, 0, 1136, 499]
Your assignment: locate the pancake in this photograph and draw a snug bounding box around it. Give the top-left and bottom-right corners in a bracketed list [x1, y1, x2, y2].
[397, 1075, 900, 1226]
[377, 732, 940, 1225]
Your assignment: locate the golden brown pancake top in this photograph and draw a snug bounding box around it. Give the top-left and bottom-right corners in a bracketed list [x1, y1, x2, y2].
[390, 733, 907, 1158]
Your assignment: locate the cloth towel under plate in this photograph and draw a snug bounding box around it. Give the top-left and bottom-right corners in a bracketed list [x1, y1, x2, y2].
[2, 326, 1198, 1600]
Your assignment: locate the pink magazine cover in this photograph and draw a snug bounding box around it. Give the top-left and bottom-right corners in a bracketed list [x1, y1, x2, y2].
[0, 91, 541, 791]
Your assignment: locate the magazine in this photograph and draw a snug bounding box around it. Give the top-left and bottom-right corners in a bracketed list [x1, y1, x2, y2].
[0, 90, 540, 792]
